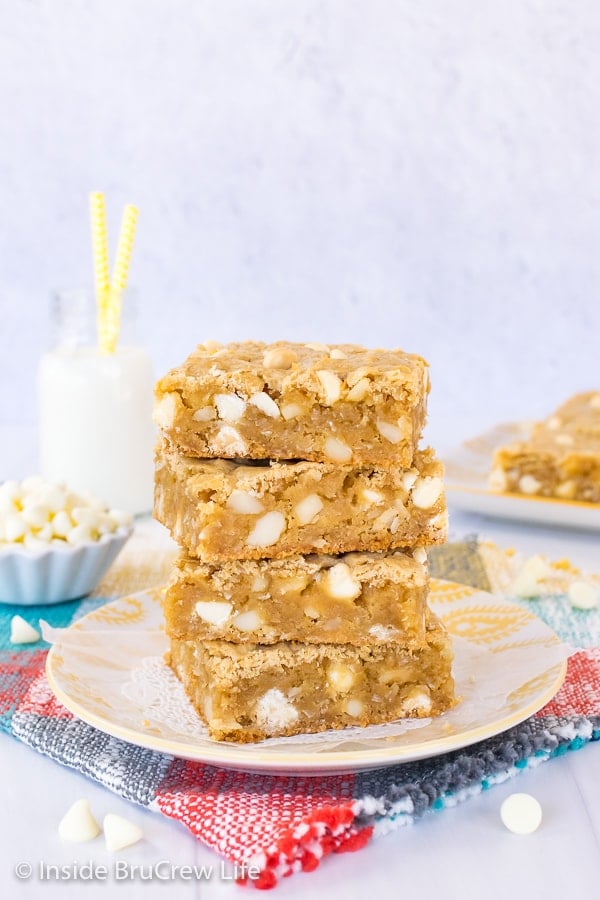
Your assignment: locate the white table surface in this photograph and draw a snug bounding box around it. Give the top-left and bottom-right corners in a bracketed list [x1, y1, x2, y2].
[1, 425, 599, 899]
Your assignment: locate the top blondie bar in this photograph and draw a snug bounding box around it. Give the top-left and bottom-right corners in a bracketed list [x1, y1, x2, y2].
[154, 340, 429, 467]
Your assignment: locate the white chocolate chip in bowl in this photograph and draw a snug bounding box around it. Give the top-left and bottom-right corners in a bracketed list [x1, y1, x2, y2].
[249, 391, 280, 418]
[246, 511, 286, 548]
[324, 436, 352, 463]
[194, 600, 233, 625]
[316, 369, 342, 405]
[411, 476, 443, 509]
[214, 393, 247, 423]
[226, 490, 264, 514]
[324, 562, 362, 600]
[293, 493, 323, 525]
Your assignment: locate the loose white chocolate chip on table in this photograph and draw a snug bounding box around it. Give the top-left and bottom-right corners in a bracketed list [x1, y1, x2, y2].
[324, 436, 352, 463]
[511, 555, 552, 599]
[316, 369, 342, 405]
[325, 563, 362, 600]
[103, 814, 144, 852]
[214, 393, 246, 423]
[226, 490, 264, 515]
[249, 391, 280, 418]
[194, 601, 233, 625]
[500, 793, 542, 835]
[568, 581, 598, 610]
[411, 477, 443, 509]
[246, 511, 286, 547]
[262, 347, 298, 369]
[58, 799, 100, 843]
[293, 493, 323, 525]
[10, 616, 40, 644]
[518, 475, 542, 495]
[376, 420, 402, 444]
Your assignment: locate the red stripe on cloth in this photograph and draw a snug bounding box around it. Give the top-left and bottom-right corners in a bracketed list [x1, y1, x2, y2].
[0, 650, 47, 717]
[536, 649, 600, 718]
[155, 759, 369, 888]
[17, 672, 75, 719]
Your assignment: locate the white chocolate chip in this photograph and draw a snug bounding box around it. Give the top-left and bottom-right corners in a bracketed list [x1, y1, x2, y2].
[246, 511, 286, 547]
[555, 480, 576, 499]
[38, 485, 68, 513]
[4, 512, 28, 542]
[249, 391, 280, 418]
[316, 369, 342, 405]
[518, 475, 542, 495]
[293, 493, 323, 525]
[214, 393, 247, 423]
[376, 420, 402, 444]
[373, 508, 397, 530]
[232, 610, 262, 631]
[21, 504, 50, 529]
[103, 813, 144, 852]
[547, 416, 561, 430]
[192, 406, 216, 422]
[262, 347, 298, 369]
[346, 366, 372, 388]
[278, 574, 310, 594]
[304, 605, 320, 619]
[58, 799, 101, 843]
[51, 510, 73, 538]
[153, 393, 178, 428]
[329, 348, 347, 359]
[71, 507, 101, 528]
[360, 488, 384, 505]
[67, 524, 94, 545]
[401, 470, 418, 492]
[500, 793, 542, 835]
[324, 563, 362, 600]
[305, 342, 328, 352]
[589, 393, 600, 410]
[324, 436, 352, 463]
[212, 425, 248, 455]
[368, 624, 398, 640]
[327, 663, 356, 693]
[10, 616, 40, 644]
[255, 689, 298, 731]
[280, 402, 304, 421]
[194, 600, 233, 625]
[568, 581, 598, 610]
[411, 476, 443, 509]
[346, 377, 370, 402]
[412, 547, 427, 565]
[511, 555, 551, 598]
[489, 467, 508, 492]
[345, 698, 363, 718]
[226, 490, 264, 514]
[251, 573, 269, 592]
[201, 339, 222, 353]
[554, 433, 574, 446]
[402, 686, 432, 715]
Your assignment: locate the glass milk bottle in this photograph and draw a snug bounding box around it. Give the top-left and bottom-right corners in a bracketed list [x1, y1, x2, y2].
[38, 289, 155, 514]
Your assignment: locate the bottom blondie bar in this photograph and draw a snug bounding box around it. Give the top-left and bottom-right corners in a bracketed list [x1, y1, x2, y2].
[169, 612, 455, 742]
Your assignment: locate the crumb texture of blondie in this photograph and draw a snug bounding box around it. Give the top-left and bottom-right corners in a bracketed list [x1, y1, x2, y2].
[168, 612, 455, 742]
[164, 549, 429, 646]
[489, 391, 600, 502]
[154, 340, 429, 467]
[154, 441, 447, 561]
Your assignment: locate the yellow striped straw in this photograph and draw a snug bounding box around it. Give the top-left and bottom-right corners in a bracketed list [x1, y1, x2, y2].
[89, 192, 112, 353]
[111, 204, 139, 295]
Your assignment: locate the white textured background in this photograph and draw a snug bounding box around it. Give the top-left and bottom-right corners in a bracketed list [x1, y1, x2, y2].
[1, 0, 600, 450]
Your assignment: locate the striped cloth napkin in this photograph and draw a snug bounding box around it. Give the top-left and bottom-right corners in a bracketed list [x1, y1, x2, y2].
[0, 537, 598, 889]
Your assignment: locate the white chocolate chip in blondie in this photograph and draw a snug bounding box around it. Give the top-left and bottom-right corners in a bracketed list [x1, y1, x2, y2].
[360, 488, 384, 505]
[489, 467, 508, 492]
[153, 394, 178, 428]
[376, 420, 402, 444]
[346, 366, 373, 388]
[324, 563, 362, 600]
[280, 402, 304, 421]
[373, 508, 397, 530]
[589, 393, 600, 410]
[316, 369, 342, 405]
[555, 480, 576, 499]
[194, 600, 233, 625]
[255, 689, 298, 731]
[402, 685, 432, 714]
[278, 574, 310, 594]
[518, 474, 542, 495]
[201, 339, 222, 353]
[226, 490, 264, 514]
[547, 416, 562, 430]
[232, 610, 262, 631]
[214, 393, 247, 423]
[192, 406, 216, 422]
[262, 347, 298, 369]
[411, 476, 443, 509]
[554, 433, 574, 446]
[251, 573, 269, 593]
[345, 698, 363, 718]
[305, 342, 329, 352]
[324, 436, 352, 463]
[293, 493, 323, 525]
[246, 511, 286, 547]
[401, 470, 418, 492]
[249, 391, 280, 418]
[212, 425, 248, 456]
[412, 547, 427, 565]
[329, 348, 347, 359]
[327, 663, 356, 693]
[346, 377, 370, 402]
[303, 605, 320, 619]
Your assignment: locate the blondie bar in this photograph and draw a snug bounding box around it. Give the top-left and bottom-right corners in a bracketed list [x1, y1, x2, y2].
[490, 391, 600, 502]
[154, 441, 447, 561]
[169, 612, 455, 742]
[154, 340, 429, 467]
[164, 549, 429, 647]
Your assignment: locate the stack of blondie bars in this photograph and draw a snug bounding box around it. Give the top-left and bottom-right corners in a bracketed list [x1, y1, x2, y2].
[153, 341, 455, 743]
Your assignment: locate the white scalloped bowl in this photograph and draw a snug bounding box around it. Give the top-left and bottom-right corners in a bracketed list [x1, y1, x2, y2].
[0, 526, 132, 606]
